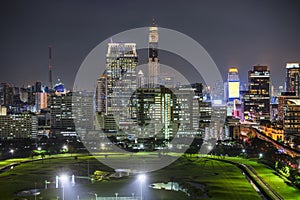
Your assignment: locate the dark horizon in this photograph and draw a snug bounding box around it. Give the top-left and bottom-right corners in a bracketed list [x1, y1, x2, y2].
[1, 0, 300, 89]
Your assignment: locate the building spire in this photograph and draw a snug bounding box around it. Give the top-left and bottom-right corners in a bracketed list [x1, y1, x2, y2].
[152, 16, 157, 27]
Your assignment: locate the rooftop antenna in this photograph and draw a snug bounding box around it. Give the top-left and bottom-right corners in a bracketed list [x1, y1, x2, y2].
[48, 46, 53, 89]
[152, 16, 157, 26]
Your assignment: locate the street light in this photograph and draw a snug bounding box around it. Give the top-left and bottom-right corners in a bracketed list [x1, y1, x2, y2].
[10, 149, 14, 159]
[138, 174, 146, 200]
[60, 174, 68, 200]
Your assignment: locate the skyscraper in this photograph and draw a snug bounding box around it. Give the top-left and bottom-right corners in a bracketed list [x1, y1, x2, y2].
[243, 65, 270, 121]
[148, 19, 159, 87]
[50, 92, 75, 136]
[285, 63, 300, 96]
[227, 67, 240, 101]
[99, 42, 138, 132]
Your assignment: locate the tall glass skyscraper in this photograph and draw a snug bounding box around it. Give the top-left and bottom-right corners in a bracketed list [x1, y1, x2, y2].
[97, 42, 138, 132]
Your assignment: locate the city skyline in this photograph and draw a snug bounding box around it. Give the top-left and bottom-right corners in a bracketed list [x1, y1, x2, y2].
[1, 0, 300, 89]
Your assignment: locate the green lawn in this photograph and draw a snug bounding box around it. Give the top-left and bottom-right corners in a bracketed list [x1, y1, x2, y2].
[0, 154, 263, 200]
[213, 156, 300, 200]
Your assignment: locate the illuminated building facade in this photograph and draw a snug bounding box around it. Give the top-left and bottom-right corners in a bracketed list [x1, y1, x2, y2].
[285, 63, 300, 97]
[283, 99, 300, 136]
[260, 125, 284, 141]
[35, 92, 48, 112]
[134, 87, 178, 139]
[199, 101, 212, 135]
[227, 67, 240, 101]
[226, 67, 240, 117]
[0, 112, 38, 139]
[50, 92, 75, 136]
[72, 91, 94, 133]
[243, 65, 270, 121]
[174, 86, 200, 136]
[96, 75, 106, 112]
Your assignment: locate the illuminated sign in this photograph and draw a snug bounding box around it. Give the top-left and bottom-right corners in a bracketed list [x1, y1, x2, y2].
[286, 63, 299, 69]
[228, 82, 240, 98]
[228, 68, 238, 73]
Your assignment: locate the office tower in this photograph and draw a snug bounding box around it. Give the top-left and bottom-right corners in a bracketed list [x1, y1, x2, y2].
[243, 65, 270, 121]
[100, 42, 138, 132]
[283, 99, 300, 136]
[148, 19, 159, 87]
[0, 112, 38, 139]
[96, 74, 106, 112]
[285, 63, 300, 96]
[175, 86, 200, 135]
[72, 91, 94, 133]
[278, 92, 298, 122]
[227, 67, 240, 101]
[50, 92, 75, 136]
[199, 101, 212, 135]
[226, 67, 240, 117]
[135, 87, 178, 139]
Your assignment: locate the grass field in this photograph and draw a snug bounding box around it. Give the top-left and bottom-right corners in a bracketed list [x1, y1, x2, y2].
[0, 154, 281, 200]
[218, 156, 300, 200]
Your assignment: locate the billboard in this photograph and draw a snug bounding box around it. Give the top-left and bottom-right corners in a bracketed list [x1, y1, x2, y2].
[228, 82, 240, 99]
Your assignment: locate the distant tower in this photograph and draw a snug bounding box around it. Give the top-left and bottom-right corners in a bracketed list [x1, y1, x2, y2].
[227, 67, 240, 101]
[48, 46, 53, 89]
[148, 18, 159, 87]
[285, 63, 300, 96]
[137, 70, 145, 88]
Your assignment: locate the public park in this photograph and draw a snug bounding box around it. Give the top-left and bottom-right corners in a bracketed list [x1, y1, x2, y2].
[0, 152, 300, 200]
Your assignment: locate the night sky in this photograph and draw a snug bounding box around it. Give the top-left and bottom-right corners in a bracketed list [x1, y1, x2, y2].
[1, 0, 300, 89]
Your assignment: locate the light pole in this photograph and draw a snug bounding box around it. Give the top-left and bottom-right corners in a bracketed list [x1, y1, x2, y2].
[60, 174, 68, 200]
[34, 182, 37, 200]
[138, 174, 146, 200]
